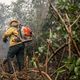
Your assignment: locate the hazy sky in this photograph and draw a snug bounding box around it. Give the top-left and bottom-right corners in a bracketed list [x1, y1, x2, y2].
[0, 0, 17, 5]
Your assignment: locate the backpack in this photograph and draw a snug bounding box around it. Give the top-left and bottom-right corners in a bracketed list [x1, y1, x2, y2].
[21, 26, 32, 37]
[19, 25, 32, 39]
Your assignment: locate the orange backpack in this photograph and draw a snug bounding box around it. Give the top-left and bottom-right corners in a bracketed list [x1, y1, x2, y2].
[21, 26, 32, 37]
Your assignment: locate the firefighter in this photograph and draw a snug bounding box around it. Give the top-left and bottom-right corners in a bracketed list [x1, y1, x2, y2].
[2, 20, 25, 73]
[21, 26, 33, 61]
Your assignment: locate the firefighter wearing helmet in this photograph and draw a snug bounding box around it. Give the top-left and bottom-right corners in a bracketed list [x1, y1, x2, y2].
[2, 19, 32, 74]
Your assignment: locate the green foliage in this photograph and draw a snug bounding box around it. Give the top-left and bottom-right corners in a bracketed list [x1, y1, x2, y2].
[61, 57, 80, 80]
[64, 57, 77, 71]
[56, 0, 70, 11]
[40, 1, 80, 79]
[76, 58, 80, 66]
[38, 45, 46, 53]
[54, 65, 66, 80]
